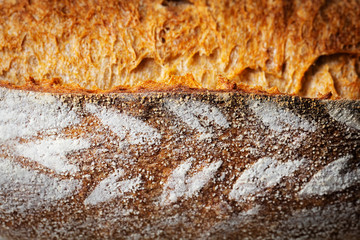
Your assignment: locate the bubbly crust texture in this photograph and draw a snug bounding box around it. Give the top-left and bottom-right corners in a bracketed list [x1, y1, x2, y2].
[0, 0, 360, 99]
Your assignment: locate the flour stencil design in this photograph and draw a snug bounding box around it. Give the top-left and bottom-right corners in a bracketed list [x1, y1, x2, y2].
[165, 99, 230, 140]
[0, 156, 82, 213]
[299, 155, 360, 197]
[14, 136, 91, 175]
[161, 157, 223, 205]
[229, 157, 305, 201]
[84, 168, 142, 205]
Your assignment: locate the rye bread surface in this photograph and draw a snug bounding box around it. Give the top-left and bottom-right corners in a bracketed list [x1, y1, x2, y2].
[0, 88, 359, 239]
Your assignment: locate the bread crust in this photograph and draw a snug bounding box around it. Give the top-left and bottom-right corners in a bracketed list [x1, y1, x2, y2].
[1, 1, 359, 238]
[0, 88, 359, 239]
[0, 0, 359, 99]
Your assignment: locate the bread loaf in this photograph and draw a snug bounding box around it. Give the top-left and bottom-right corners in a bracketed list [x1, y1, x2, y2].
[0, 0, 359, 239]
[0, 0, 359, 98]
[0, 89, 359, 239]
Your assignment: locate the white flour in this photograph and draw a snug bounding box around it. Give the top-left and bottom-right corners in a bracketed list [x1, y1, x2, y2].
[0, 89, 80, 143]
[14, 136, 91, 174]
[0, 157, 81, 213]
[326, 103, 360, 130]
[165, 99, 230, 140]
[86, 103, 161, 145]
[84, 168, 141, 205]
[161, 157, 222, 205]
[248, 100, 317, 132]
[299, 155, 360, 197]
[229, 157, 305, 201]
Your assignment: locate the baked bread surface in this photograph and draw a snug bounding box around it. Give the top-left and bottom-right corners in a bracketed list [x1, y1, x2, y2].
[0, 0, 359, 99]
[0, 89, 359, 239]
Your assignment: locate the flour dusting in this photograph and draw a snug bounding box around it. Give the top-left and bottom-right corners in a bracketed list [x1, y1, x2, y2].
[86, 103, 161, 145]
[84, 168, 141, 205]
[200, 205, 261, 239]
[0, 157, 81, 213]
[0, 89, 80, 143]
[248, 100, 317, 132]
[14, 136, 91, 174]
[165, 99, 230, 140]
[276, 201, 360, 239]
[161, 157, 222, 205]
[229, 157, 305, 201]
[326, 103, 360, 130]
[186, 161, 223, 197]
[299, 155, 360, 197]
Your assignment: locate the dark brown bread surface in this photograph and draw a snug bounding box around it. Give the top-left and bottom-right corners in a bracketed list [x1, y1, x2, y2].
[0, 0, 359, 98]
[0, 88, 359, 239]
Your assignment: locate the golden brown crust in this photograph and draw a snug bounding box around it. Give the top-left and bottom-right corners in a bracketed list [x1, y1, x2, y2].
[0, 0, 359, 99]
